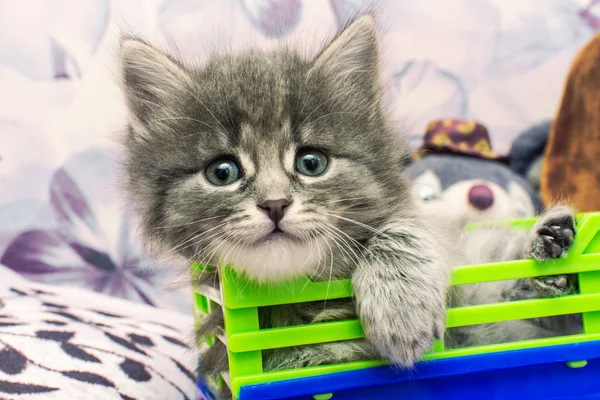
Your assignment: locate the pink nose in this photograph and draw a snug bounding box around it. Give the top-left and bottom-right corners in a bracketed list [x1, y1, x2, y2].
[468, 184, 494, 211]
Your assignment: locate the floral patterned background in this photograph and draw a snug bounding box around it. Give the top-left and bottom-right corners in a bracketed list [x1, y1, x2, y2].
[1, 0, 599, 315]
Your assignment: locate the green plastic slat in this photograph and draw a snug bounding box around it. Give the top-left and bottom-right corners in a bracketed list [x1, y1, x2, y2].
[451, 254, 600, 285]
[228, 320, 364, 352]
[221, 267, 353, 309]
[195, 292, 209, 314]
[447, 293, 600, 327]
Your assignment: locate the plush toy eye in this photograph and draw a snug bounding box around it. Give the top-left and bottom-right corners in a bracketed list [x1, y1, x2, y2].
[417, 184, 439, 201]
[295, 149, 329, 177]
[205, 159, 242, 186]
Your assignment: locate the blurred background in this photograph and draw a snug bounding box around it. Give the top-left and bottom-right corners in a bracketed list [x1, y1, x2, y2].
[1, 0, 598, 315]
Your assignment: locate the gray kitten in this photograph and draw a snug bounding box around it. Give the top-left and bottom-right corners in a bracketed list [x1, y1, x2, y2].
[119, 15, 452, 399]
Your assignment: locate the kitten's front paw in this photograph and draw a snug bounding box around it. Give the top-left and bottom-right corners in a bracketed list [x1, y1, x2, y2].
[529, 206, 576, 261]
[360, 293, 445, 367]
[532, 274, 578, 297]
[528, 206, 577, 298]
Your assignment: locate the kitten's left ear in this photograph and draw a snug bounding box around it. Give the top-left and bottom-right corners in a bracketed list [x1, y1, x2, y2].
[310, 14, 380, 96]
[120, 38, 192, 137]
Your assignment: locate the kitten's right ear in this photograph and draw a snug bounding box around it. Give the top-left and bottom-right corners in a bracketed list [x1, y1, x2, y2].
[120, 38, 191, 137]
[309, 14, 380, 98]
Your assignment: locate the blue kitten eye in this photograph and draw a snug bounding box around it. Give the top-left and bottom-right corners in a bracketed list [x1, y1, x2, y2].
[295, 150, 329, 177]
[205, 159, 241, 186]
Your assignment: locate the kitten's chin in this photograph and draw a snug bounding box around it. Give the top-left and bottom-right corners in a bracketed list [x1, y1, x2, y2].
[216, 237, 323, 283]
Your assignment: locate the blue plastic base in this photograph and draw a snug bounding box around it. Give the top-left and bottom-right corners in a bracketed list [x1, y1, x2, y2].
[232, 341, 600, 400]
[324, 358, 600, 400]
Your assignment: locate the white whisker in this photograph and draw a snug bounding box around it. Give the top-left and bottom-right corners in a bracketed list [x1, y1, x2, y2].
[300, 90, 350, 126]
[323, 221, 372, 256]
[154, 215, 225, 229]
[318, 222, 362, 266]
[305, 111, 360, 127]
[322, 212, 392, 240]
[148, 221, 230, 267]
[186, 89, 229, 133]
[152, 117, 222, 134]
[319, 196, 373, 204]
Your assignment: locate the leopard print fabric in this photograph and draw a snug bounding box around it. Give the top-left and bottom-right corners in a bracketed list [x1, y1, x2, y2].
[0, 271, 197, 400]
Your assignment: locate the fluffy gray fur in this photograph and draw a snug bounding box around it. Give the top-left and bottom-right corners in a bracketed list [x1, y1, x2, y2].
[119, 14, 452, 399]
[452, 205, 582, 347]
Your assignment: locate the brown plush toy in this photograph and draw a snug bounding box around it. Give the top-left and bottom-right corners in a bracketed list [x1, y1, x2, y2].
[541, 33, 600, 211]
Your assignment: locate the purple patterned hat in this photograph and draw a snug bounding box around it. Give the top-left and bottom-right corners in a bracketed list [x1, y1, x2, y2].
[413, 118, 508, 163]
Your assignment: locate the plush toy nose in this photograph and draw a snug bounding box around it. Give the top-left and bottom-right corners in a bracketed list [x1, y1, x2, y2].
[468, 184, 494, 211]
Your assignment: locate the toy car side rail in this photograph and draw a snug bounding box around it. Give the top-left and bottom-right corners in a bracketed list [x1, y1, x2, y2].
[193, 212, 600, 399]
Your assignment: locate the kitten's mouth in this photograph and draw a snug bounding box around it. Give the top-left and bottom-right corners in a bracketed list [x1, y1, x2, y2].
[259, 228, 295, 244]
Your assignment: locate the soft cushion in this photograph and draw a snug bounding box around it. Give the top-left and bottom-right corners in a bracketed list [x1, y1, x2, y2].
[0, 268, 197, 400]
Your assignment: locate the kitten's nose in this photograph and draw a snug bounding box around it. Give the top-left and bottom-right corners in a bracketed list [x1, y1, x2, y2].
[468, 184, 494, 211]
[258, 199, 291, 226]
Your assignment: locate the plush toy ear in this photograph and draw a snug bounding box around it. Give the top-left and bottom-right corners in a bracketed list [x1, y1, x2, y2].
[309, 14, 380, 99]
[509, 120, 551, 191]
[120, 38, 192, 138]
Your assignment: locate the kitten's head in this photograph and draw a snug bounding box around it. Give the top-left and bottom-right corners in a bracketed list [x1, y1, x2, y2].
[120, 15, 411, 282]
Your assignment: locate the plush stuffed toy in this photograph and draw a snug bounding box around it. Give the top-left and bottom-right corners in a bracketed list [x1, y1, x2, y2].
[541, 32, 600, 212]
[406, 118, 542, 229]
[405, 117, 577, 305]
